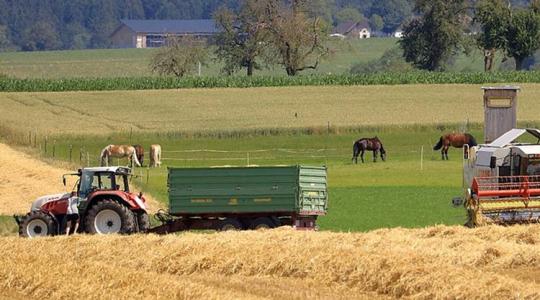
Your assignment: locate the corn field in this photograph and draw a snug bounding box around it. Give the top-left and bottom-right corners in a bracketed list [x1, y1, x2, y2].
[1, 71, 540, 92]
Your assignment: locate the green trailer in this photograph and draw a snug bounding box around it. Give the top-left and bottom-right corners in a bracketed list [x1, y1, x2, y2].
[151, 165, 327, 232]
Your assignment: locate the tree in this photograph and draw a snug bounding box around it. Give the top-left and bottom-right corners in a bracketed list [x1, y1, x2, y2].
[150, 36, 208, 77]
[399, 0, 467, 71]
[214, 1, 268, 76]
[505, 9, 540, 70]
[335, 7, 364, 24]
[371, 0, 412, 33]
[474, 0, 511, 71]
[21, 21, 61, 51]
[369, 14, 384, 32]
[263, 0, 329, 76]
[0, 25, 13, 51]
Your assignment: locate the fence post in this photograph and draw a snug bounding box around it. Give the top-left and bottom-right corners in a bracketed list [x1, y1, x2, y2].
[247, 152, 250, 166]
[44, 137, 48, 155]
[52, 142, 56, 158]
[69, 145, 73, 162]
[33, 132, 37, 148]
[420, 145, 424, 171]
[28, 131, 31, 145]
[86, 152, 90, 167]
[146, 167, 149, 184]
[79, 147, 83, 163]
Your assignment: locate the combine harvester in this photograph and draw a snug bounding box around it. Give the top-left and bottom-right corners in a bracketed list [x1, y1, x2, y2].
[461, 128, 540, 226]
[16, 165, 328, 237]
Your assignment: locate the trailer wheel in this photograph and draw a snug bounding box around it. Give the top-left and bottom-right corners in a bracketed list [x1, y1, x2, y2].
[85, 199, 135, 235]
[217, 218, 243, 231]
[136, 211, 150, 233]
[19, 211, 57, 238]
[250, 217, 275, 230]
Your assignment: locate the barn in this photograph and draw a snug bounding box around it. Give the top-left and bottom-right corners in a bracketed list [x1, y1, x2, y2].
[110, 19, 220, 48]
[333, 20, 371, 39]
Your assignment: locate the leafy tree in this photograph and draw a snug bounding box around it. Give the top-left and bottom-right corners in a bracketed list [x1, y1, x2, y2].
[214, 1, 268, 76]
[371, 0, 412, 32]
[150, 36, 208, 77]
[21, 21, 62, 51]
[0, 25, 13, 51]
[307, 0, 335, 24]
[474, 0, 511, 71]
[335, 7, 364, 23]
[263, 0, 329, 76]
[399, 0, 466, 71]
[505, 9, 540, 70]
[369, 14, 384, 32]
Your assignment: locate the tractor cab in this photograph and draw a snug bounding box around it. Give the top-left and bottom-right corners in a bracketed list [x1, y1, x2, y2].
[71, 167, 132, 198]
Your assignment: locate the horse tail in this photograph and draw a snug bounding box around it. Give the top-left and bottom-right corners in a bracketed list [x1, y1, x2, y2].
[433, 137, 443, 150]
[352, 141, 359, 159]
[466, 133, 478, 147]
[100, 145, 110, 166]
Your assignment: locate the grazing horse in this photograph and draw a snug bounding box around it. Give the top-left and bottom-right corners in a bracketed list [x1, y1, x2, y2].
[100, 145, 141, 167]
[352, 137, 386, 164]
[149, 144, 162, 168]
[133, 144, 144, 166]
[433, 133, 477, 160]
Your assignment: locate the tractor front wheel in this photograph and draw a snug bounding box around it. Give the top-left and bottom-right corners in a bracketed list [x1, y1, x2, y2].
[85, 199, 135, 235]
[19, 211, 57, 238]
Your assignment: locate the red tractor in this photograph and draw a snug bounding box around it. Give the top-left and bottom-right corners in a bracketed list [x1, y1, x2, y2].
[15, 167, 149, 238]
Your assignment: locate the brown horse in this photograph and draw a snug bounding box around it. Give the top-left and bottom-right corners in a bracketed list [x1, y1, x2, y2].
[433, 133, 477, 160]
[100, 145, 141, 167]
[352, 137, 386, 164]
[133, 144, 144, 166]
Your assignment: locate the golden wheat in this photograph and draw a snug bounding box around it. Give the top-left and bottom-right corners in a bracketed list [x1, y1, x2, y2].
[0, 225, 538, 299]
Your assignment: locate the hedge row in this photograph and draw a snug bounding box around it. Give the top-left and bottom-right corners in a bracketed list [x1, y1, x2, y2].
[1, 71, 539, 92]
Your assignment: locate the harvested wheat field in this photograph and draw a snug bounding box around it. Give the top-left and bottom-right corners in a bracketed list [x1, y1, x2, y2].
[0, 225, 539, 299]
[0, 142, 161, 214]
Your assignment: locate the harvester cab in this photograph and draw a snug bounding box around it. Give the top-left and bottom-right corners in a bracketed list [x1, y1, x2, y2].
[16, 166, 149, 238]
[461, 128, 540, 226]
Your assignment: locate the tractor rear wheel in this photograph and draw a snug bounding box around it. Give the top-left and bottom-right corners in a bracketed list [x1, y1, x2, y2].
[136, 211, 150, 233]
[19, 211, 56, 238]
[85, 199, 135, 235]
[217, 218, 243, 231]
[249, 217, 275, 230]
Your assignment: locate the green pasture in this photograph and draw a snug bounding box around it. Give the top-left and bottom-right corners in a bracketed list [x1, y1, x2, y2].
[0, 38, 491, 79]
[26, 127, 475, 232]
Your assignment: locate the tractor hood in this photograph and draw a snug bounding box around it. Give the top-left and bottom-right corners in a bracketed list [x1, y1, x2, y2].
[31, 193, 70, 211]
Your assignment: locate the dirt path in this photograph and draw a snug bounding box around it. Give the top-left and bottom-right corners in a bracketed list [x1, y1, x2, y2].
[0, 142, 161, 215]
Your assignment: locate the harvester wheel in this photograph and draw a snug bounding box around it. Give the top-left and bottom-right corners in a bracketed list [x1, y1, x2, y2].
[217, 218, 243, 231]
[19, 211, 56, 238]
[249, 217, 275, 230]
[136, 212, 150, 233]
[85, 199, 135, 235]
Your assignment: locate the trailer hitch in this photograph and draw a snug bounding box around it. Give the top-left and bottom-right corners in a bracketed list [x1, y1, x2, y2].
[13, 215, 23, 226]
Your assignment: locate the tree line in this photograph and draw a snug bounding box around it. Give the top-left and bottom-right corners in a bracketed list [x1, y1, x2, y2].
[400, 0, 540, 71]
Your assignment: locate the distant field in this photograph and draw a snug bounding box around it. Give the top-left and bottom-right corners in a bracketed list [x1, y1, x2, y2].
[1, 84, 540, 136]
[0, 38, 490, 79]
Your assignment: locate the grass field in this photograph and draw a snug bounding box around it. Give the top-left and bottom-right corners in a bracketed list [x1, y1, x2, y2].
[0, 38, 492, 79]
[2, 84, 540, 137]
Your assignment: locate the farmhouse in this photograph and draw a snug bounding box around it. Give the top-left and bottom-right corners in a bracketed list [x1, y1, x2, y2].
[110, 19, 220, 48]
[333, 20, 371, 39]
